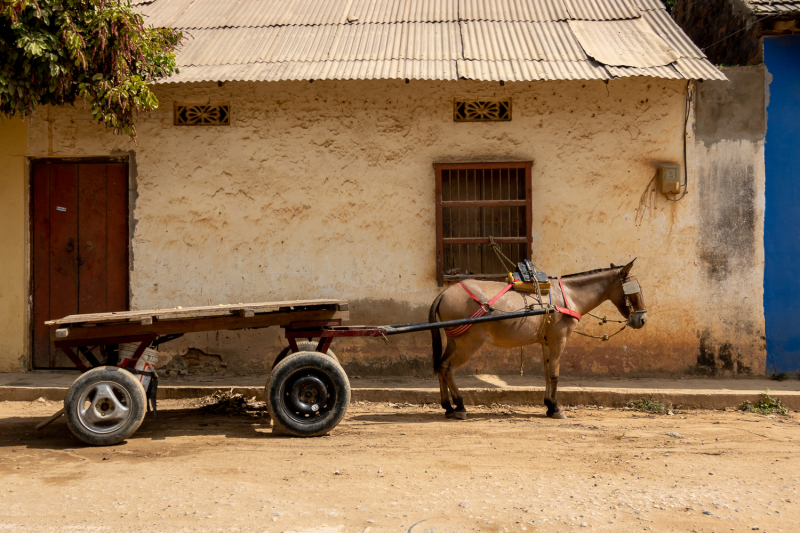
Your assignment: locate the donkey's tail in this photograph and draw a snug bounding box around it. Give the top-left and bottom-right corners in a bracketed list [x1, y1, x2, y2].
[429, 290, 447, 372]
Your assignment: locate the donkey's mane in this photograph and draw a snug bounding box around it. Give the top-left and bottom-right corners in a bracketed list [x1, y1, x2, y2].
[552, 266, 622, 279]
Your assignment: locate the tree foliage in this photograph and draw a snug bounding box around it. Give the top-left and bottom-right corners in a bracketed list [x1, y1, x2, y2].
[661, 0, 674, 13]
[0, 0, 182, 138]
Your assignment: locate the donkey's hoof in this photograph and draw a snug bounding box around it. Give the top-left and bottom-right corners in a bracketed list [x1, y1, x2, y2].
[548, 411, 568, 420]
[446, 410, 467, 420]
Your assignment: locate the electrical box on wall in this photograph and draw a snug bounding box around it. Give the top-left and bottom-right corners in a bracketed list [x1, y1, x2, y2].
[659, 164, 681, 194]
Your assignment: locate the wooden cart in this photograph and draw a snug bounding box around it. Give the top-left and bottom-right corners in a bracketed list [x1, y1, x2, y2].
[45, 299, 350, 445]
[45, 298, 555, 446]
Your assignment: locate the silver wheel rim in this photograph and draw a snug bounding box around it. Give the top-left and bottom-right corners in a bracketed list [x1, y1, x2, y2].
[76, 381, 133, 435]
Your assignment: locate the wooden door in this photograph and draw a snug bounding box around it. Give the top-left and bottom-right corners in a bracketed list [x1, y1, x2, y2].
[31, 162, 129, 368]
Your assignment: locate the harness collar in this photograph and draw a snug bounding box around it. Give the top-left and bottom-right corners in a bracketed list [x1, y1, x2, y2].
[555, 278, 582, 321]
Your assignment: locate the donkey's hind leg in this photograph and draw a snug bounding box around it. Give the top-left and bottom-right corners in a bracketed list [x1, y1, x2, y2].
[437, 368, 453, 414]
[441, 330, 485, 420]
[437, 337, 460, 414]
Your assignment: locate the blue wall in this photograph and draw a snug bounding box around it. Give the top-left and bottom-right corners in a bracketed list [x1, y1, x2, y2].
[764, 35, 800, 373]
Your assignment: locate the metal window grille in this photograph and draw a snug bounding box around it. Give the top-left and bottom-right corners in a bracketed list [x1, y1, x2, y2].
[454, 98, 512, 122]
[435, 162, 532, 286]
[174, 104, 230, 126]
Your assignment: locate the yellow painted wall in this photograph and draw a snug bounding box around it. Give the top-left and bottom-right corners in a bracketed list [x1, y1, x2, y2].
[0, 116, 28, 372]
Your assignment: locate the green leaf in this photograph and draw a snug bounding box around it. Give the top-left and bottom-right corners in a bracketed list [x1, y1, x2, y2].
[0, 0, 182, 138]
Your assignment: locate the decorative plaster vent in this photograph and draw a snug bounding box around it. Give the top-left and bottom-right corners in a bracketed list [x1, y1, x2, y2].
[174, 103, 230, 126]
[453, 98, 511, 122]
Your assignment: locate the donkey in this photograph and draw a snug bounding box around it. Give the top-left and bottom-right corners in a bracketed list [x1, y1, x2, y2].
[429, 260, 647, 420]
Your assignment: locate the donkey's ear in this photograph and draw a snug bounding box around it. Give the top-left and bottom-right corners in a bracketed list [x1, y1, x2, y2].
[619, 258, 637, 277]
[610, 263, 617, 268]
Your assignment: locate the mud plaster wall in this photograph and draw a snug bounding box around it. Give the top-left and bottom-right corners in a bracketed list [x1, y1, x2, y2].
[0, 116, 28, 372]
[25, 77, 765, 377]
[693, 66, 767, 376]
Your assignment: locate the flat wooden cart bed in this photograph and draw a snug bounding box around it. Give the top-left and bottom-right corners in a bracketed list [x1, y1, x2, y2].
[45, 299, 350, 445]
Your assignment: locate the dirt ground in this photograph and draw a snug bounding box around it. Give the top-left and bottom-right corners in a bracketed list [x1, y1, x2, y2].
[0, 399, 798, 533]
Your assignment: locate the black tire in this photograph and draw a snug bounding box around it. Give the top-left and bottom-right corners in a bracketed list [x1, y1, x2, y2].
[266, 351, 350, 437]
[63, 366, 147, 446]
[272, 341, 338, 369]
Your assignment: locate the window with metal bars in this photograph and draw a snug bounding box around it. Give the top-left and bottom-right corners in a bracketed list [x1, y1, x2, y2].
[435, 162, 532, 286]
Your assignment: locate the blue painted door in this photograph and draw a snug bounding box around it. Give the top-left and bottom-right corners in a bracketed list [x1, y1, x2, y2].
[764, 35, 800, 373]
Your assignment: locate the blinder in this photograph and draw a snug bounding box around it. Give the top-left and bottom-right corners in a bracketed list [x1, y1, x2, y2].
[620, 273, 647, 328]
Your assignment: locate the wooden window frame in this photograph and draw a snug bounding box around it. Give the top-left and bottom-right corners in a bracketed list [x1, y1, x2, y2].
[435, 161, 533, 286]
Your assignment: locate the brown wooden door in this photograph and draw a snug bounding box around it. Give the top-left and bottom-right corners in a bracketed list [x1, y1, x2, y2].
[32, 162, 129, 368]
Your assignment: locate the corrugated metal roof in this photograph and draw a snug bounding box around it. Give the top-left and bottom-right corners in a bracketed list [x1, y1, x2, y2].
[161, 60, 458, 83]
[178, 23, 462, 66]
[569, 18, 679, 67]
[563, 0, 641, 20]
[641, 9, 706, 59]
[458, 58, 610, 80]
[137, 0, 724, 82]
[632, 0, 666, 10]
[460, 21, 586, 61]
[153, 0, 462, 29]
[745, 0, 800, 15]
[348, 0, 458, 23]
[459, 0, 571, 22]
[675, 58, 728, 81]
[606, 63, 682, 79]
[138, 0, 195, 28]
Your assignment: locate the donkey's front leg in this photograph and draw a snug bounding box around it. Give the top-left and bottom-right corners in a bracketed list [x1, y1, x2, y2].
[544, 337, 568, 419]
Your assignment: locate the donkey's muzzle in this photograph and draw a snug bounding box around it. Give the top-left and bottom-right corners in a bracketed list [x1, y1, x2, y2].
[628, 312, 647, 329]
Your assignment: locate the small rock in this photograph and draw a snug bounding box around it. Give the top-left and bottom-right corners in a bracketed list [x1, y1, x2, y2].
[273, 512, 282, 516]
[367, 520, 374, 523]
[667, 432, 683, 438]
[703, 511, 713, 515]
[580, 522, 588, 527]
[752, 527, 759, 531]
[334, 470, 341, 475]
[460, 502, 470, 508]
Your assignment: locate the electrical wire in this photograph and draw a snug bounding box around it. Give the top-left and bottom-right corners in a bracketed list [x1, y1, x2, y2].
[700, 14, 777, 53]
[665, 80, 692, 202]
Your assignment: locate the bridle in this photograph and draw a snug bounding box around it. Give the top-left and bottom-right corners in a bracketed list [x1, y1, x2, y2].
[573, 271, 647, 342]
[621, 273, 648, 317]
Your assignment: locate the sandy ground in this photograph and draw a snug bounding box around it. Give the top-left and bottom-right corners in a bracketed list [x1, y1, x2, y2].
[0, 399, 798, 533]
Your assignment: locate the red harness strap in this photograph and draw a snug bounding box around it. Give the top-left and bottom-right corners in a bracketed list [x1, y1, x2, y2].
[555, 278, 582, 320]
[445, 282, 514, 338]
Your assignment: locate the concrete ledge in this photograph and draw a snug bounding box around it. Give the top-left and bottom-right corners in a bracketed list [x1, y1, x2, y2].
[3, 384, 799, 411]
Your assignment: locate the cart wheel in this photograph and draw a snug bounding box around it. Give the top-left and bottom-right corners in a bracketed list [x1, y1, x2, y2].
[266, 351, 350, 437]
[272, 341, 338, 369]
[63, 366, 147, 446]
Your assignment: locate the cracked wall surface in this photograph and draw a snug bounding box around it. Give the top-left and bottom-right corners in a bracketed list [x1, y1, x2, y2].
[23, 76, 766, 376]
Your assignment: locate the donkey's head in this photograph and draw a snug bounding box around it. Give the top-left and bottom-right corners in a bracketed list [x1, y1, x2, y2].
[609, 259, 648, 329]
